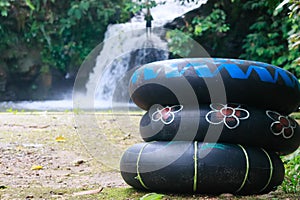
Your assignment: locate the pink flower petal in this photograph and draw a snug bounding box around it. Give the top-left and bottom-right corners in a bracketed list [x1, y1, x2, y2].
[270, 122, 283, 135]
[283, 127, 294, 139]
[205, 110, 224, 124]
[221, 107, 234, 117]
[266, 110, 281, 121]
[152, 111, 162, 122]
[279, 116, 290, 127]
[224, 116, 239, 129]
[210, 103, 224, 111]
[170, 105, 183, 113]
[162, 112, 175, 125]
[234, 108, 250, 120]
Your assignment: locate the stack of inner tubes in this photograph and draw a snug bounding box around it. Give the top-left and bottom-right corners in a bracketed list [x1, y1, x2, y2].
[120, 58, 300, 195]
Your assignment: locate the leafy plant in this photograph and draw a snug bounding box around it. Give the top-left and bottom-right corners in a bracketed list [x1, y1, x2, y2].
[166, 29, 193, 57]
[0, 0, 11, 16]
[0, 0, 132, 74]
[290, 112, 300, 119]
[276, 0, 300, 80]
[167, 3, 229, 57]
[170, 0, 299, 79]
[6, 107, 19, 114]
[140, 193, 164, 200]
[240, 0, 300, 79]
[125, 0, 164, 14]
[281, 148, 300, 193]
[192, 8, 230, 37]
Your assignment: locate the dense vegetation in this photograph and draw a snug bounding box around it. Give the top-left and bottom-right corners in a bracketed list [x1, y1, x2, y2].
[169, 0, 300, 79]
[0, 0, 299, 100]
[0, 0, 133, 73]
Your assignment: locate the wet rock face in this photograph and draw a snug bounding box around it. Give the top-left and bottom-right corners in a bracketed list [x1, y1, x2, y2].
[0, 45, 42, 100]
[9, 48, 42, 82]
[0, 62, 8, 92]
[1, 45, 52, 100]
[0, 43, 74, 101]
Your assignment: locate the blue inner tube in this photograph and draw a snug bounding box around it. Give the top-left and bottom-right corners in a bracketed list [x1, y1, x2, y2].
[120, 142, 284, 195]
[140, 104, 300, 155]
[129, 58, 300, 114]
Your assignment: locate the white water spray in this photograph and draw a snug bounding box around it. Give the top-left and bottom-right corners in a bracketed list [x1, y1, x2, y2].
[86, 0, 205, 102]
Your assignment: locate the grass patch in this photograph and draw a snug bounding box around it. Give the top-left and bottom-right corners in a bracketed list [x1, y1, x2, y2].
[2, 186, 300, 200]
[290, 112, 300, 119]
[0, 187, 146, 200]
[97, 188, 147, 200]
[281, 148, 300, 193]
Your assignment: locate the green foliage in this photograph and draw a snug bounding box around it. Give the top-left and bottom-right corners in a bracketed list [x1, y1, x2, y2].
[125, 0, 163, 15]
[140, 193, 164, 200]
[167, 3, 229, 57]
[176, 0, 203, 5]
[0, 0, 10, 16]
[192, 8, 230, 37]
[73, 107, 84, 115]
[25, 0, 35, 10]
[1, 0, 299, 81]
[276, 0, 300, 79]
[290, 112, 300, 119]
[6, 108, 24, 114]
[169, 0, 299, 79]
[0, 0, 131, 73]
[281, 148, 300, 193]
[240, 0, 300, 79]
[166, 29, 193, 57]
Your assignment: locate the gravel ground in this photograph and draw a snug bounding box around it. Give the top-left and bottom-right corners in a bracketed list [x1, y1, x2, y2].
[0, 112, 142, 199]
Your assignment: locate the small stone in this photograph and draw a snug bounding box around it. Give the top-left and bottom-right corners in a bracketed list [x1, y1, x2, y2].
[0, 185, 7, 189]
[74, 160, 85, 166]
[219, 193, 234, 198]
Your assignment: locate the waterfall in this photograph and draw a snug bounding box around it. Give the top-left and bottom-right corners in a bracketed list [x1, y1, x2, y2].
[90, 28, 169, 102]
[85, 0, 206, 104]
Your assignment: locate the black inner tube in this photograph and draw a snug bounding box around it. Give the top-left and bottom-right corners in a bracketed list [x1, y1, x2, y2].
[129, 58, 300, 114]
[120, 141, 285, 195]
[140, 104, 300, 155]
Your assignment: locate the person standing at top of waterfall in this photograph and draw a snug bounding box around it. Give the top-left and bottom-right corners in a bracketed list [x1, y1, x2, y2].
[145, 6, 153, 37]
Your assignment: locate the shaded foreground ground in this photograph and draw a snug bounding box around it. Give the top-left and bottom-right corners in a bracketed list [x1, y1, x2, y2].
[0, 112, 298, 199]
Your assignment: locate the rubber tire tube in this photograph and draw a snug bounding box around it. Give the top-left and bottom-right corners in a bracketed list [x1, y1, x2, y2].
[129, 58, 300, 114]
[140, 104, 300, 155]
[120, 141, 284, 195]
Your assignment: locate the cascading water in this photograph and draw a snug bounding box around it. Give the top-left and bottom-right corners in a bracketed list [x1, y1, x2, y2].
[89, 28, 169, 102]
[86, 0, 205, 104]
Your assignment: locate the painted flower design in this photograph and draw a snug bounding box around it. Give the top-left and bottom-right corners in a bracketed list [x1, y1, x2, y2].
[266, 110, 297, 139]
[205, 103, 250, 129]
[151, 105, 183, 125]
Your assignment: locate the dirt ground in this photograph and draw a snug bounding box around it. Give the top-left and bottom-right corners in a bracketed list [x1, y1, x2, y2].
[0, 111, 143, 199]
